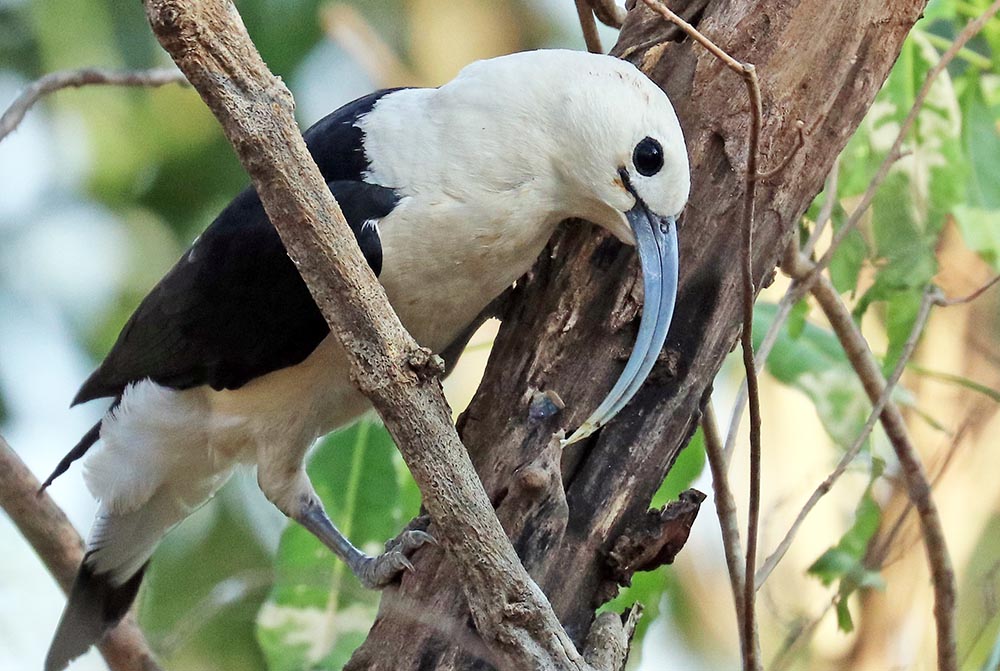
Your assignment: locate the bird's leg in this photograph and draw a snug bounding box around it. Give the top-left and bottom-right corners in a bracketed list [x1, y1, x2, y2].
[259, 467, 434, 588]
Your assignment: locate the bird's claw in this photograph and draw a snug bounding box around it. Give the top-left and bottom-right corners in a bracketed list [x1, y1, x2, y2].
[352, 529, 437, 589]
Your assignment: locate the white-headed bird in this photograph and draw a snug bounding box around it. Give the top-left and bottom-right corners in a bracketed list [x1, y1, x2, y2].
[44, 49, 689, 670]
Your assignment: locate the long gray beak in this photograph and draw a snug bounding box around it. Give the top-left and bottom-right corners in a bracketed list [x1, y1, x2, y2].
[562, 203, 678, 446]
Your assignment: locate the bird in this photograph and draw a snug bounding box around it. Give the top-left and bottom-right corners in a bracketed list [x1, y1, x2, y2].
[43, 48, 689, 670]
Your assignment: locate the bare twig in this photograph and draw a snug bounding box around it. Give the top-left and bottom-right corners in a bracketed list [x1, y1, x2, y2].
[755, 121, 805, 182]
[637, 3, 764, 668]
[754, 279, 936, 588]
[935, 273, 1000, 307]
[702, 401, 746, 623]
[798, 271, 958, 671]
[722, 160, 838, 465]
[802, 159, 839, 260]
[321, 5, 422, 87]
[140, 1, 595, 669]
[587, 0, 627, 29]
[871, 419, 971, 573]
[767, 596, 837, 671]
[0, 435, 162, 671]
[0, 67, 185, 143]
[575, 0, 605, 54]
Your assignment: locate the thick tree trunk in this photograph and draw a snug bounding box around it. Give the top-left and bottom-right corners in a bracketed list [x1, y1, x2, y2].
[347, 0, 928, 668]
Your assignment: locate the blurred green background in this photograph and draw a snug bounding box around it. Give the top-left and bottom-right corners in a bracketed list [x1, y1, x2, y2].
[1, 1, 1000, 670]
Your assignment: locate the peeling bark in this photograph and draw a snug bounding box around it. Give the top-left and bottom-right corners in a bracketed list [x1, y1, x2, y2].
[347, 0, 927, 668]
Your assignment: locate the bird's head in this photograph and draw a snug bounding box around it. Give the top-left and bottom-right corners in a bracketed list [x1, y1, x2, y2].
[363, 50, 690, 442]
[491, 50, 690, 444]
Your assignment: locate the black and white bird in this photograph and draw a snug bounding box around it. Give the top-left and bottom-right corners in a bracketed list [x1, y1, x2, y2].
[44, 48, 689, 670]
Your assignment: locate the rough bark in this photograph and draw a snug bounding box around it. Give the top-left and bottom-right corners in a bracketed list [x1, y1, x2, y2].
[141, 1, 603, 669]
[346, 0, 928, 668]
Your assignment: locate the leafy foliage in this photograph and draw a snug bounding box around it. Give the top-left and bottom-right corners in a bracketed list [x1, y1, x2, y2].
[753, 303, 873, 450]
[256, 420, 419, 671]
[806, 470, 885, 633]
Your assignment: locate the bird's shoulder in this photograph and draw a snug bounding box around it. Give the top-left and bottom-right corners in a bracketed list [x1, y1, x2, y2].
[74, 177, 398, 405]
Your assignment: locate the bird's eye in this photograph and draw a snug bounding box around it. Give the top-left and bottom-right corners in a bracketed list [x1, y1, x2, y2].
[633, 137, 664, 177]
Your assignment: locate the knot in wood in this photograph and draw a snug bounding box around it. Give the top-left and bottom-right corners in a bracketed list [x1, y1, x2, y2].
[149, 3, 182, 34]
[501, 594, 535, 625]
[515, 465, 549, 493]
[405, 346, 445, 381]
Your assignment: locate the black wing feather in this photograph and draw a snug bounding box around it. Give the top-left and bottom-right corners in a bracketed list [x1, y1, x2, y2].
[73, 88, 404, 405]
[74, 180, 396, 405]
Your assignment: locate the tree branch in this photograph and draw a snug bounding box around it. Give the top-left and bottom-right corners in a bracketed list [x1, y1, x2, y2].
[575, 0, 606, 54]
[587, 0, 627, 29]
[782, 256, 958, 671]
[0, 435, 161, 671]
[140, 1, 597, 668]
[637, 3, 764, 668]
[702, 400, 746, 624]
[0, 67, 185, 142]
[754, 274, 936, 588]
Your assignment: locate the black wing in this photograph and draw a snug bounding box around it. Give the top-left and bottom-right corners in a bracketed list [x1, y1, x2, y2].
[72, 89, 406, 405]
[73, 180, 396, 405]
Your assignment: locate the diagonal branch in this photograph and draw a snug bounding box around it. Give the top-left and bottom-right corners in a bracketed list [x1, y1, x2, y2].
[783, 255, 957, 671]
[0, 435, 161, 671]
[637, 2, 765, 668]
[139, 1, 596, 669]
[0, 67, 185, 143]
[575, 0, 605, 54]
[754, 277, 936, 588]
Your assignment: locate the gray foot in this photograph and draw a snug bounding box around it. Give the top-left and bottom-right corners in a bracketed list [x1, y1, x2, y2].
[349, 529, 437, 589]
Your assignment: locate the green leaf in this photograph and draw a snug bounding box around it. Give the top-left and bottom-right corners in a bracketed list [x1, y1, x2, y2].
[882, 289, 924, 375]
[807, 480, 885, 633]
[836, 596, 855, 633]
[754, 303, 871, 450]
[256, 420, 416, 670]
[139, 478, 273, 671]
[908, 363, 1000, 402]
[826, 202, 869, 296]
[651, 427, 706, 508]
[786, 297, 811, 340]
[599, 569, 667, 648]
[953, 74, 1000, 269]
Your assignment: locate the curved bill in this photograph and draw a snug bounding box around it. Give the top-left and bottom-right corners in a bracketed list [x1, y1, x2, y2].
[562, 205, 678, 446]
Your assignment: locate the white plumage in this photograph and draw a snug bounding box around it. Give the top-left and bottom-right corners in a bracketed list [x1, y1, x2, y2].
[47, 48, 689, 671]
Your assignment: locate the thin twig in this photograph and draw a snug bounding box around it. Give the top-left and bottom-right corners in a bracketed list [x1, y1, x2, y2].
[871, 419, 971, 572]
[0, 67, 185, 143]
[575, 0, 605, 54]
[802, 159, 839, 260]
[767, 596, 837, 671]
[587, 0, 627, 29]
[702, 401, 746, 623]
[638, 3, 765, 668]
[0, 434, 162, 671]
[935, 273, 1000, 306]
[803, 272, 958, 671]
[755, 121, 805, 181]
[754, 279, 936, 588]
[722, 162, 838, 466]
